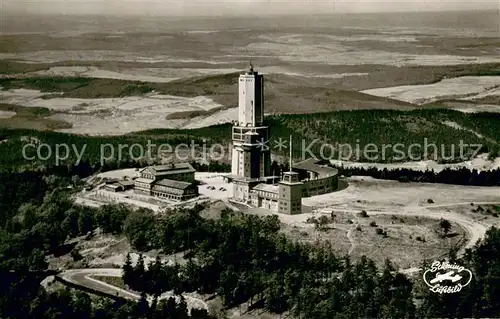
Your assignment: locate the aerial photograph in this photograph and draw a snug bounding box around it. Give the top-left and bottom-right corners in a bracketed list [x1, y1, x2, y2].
[0, 0, 499, 318]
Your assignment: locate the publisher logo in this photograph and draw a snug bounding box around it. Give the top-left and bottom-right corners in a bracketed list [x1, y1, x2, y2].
[423, 260, 472, 294]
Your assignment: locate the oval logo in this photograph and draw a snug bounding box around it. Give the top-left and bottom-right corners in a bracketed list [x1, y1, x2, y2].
[423, 260, 472, 294]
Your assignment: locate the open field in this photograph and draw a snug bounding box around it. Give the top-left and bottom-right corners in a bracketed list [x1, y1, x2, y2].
[283, 213, 465, 268]
[1, 11, 499, 68]
[330, 153, 500, 173]
[362, 76, 500, 105]
[266, 177, 500, 268]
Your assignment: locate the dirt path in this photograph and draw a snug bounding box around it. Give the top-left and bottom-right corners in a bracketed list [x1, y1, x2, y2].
[324, 201, 500, 273]
[442, 121, 498, 146]
[328, 203, 500, 256]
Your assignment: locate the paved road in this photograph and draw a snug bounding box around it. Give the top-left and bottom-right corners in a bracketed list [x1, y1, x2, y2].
[59, 268, 208, 310]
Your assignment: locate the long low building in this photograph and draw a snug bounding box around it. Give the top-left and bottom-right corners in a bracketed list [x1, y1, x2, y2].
[292, 158, 339, 197]
[134, 163, 199, 201]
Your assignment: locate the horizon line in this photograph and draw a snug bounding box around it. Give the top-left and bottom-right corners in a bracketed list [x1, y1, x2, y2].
[3, 8, 498, 18]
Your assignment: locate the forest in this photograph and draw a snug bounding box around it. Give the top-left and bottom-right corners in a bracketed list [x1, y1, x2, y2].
[1, 109, 499, 171]
[334, 165, 500, 186]
[1, 168, 500, 318]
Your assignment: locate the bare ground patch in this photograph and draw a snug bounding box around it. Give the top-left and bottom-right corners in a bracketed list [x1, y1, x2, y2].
[281, 211, 464, 269]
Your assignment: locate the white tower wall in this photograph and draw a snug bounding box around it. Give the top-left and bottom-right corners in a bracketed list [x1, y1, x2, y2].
[238, 76, 257, 126]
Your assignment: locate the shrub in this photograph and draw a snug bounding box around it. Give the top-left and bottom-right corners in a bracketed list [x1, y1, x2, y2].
[306, 217, 317, 224]
[427, 198, 434, 204]
[398, 176, 409, 183]
[318, 215, 330, 226]
[71, 249, 83, 262]
[358, 210, 369, 218]
[375, 228, 384, 235]
[369, 221, 378, 227]
[356, 225, 362, 232]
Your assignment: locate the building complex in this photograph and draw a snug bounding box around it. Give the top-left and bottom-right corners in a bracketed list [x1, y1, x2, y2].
[103, 64, 338, 212]
[229, 64, 339, 214]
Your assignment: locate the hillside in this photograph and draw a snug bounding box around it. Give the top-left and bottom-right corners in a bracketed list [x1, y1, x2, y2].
[1, 109, 498, 171]
[0, 72, 414, 115]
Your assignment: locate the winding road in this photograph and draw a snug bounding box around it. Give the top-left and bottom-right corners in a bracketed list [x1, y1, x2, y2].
[59, 268, 208, 310]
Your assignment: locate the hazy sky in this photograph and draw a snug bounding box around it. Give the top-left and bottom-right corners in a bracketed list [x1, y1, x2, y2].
[3, 0, 499, 16]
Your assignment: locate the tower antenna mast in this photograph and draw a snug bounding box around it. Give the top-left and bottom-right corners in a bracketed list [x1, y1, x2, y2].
[289, 134, 292, 172]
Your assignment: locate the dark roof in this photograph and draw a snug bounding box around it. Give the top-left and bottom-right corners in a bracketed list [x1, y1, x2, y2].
[292, 158, 338, 177]
[141, 163, 195, 176]
[118, 180, 135, 186]
[154, 179, 195, 190]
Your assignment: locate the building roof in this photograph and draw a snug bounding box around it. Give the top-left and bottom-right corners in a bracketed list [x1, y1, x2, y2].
[105, 183, 122, 189]
[140, 163, 195, 176]
[229, 175, 279, 182]
[154, 179, 194, 190]
[118, 180, 135, 186]
[134, 178, 154, 184]
[292, 158, 339, 177]
[252, 183, 279, 194]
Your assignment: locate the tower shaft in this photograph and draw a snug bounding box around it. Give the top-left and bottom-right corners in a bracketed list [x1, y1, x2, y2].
[231, 65, 271, 201]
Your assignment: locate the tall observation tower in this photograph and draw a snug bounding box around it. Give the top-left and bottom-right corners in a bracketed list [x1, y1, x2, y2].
[231, 63, 272, 202]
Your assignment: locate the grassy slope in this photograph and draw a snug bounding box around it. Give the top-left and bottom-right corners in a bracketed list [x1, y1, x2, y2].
[0, 104, 72, 130]
[329, 63, 500, 91]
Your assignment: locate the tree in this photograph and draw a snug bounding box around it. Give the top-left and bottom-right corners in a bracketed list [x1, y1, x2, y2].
[136, 292, 149, 318]
[123, 253, 134, 287]
[123, 210, 156, 251]
[439, 219, 452, 236]
[134, 254, 146, 291]
[316, 215, 330, 230]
